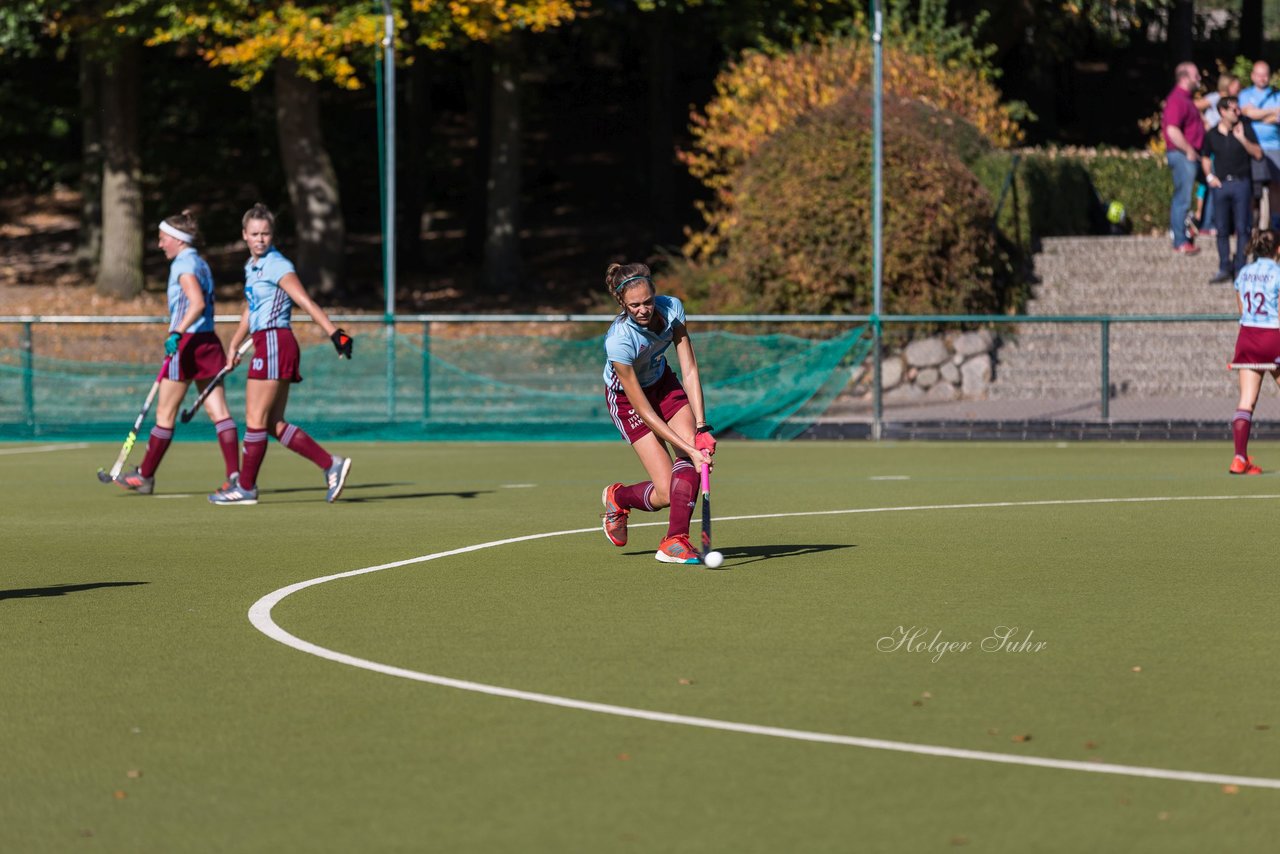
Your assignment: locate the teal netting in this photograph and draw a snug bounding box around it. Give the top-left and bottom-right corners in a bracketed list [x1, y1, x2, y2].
[0, 326, 870, 441]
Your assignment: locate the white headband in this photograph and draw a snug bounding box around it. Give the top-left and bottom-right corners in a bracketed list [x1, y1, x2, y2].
[159, 221, 194, 244]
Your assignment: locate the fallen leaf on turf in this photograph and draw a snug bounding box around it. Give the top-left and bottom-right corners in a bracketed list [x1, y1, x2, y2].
[113, 790, 127, 800]
[126, 770, 142, 779]
[617, 753, 630, 761]
[1084, 741, 1098, 750]
[921, 691, 933, 699]
[1222, 785, 1239, 795]
[1131, 666, 1142, 673]
[78, 830, 93, 838]
[912, 699, 924, 707]
[1157, 811, 1170, 821]
[1011, 734, 1032, 743]
[677, 678, 693, 686]
[1256, 724, 1270, 731]
[950, 836, 968, 846]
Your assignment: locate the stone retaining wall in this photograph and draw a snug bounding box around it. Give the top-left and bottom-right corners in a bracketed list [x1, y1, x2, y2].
[849, 329, 999, 402]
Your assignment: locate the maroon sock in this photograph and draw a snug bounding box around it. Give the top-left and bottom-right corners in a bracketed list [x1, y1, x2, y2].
[239, 429, 269, 489]
[665, 458, 699, 539]
[615, 481, 655, 512]
[278, 422, 333, 469]
[1233, 409, 1253, 458]
[138, 426, 173, 478]
[215, 418, 240, 477]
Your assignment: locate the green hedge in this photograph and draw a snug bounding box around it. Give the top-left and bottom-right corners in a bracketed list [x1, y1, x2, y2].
[972, 147, 1170, 245]
[663, 113, 1169, 320]
[663, 92, 1021, 319]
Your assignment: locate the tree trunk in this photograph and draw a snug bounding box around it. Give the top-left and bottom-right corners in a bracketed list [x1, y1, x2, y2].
[1168, 0, 1194, 62]
[401, 55, 429, 273]
[96, 41, 143, 299]
[1241, 0, 1263, 60]
[465, 42, 493, 263]
[646, 6, 674, 245]
[480, 33, 523, 293]
[76, 46, 102, 277]
[275, 61, 345, 296]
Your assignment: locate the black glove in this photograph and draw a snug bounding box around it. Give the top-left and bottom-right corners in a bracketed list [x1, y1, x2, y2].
[331, 328, 353, 359]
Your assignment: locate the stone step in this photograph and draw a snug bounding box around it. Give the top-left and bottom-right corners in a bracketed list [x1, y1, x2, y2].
[981, 235, 1252, 399]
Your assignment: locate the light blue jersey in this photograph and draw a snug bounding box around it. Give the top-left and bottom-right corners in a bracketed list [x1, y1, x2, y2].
[1236, 257, 1280, 328]
[1240, 86, 1280, 149]
[244, 247, 297, 332]
[167, 248, 216, 333]
[603, 295, 686, 390]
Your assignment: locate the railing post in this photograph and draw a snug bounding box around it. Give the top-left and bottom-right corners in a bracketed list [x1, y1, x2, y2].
[21, 321, 35, 434]
[871, 318, 883, 440]
[421, 320, 431, 421]
[1100, 318, 1111, 420]
[385, 315, 396, 421]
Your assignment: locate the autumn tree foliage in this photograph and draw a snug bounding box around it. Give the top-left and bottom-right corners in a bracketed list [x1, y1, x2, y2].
[664, 92, 1016, 318]
[149, 0, 578, 90]
[680, 23, 1022, 261]
[148, 0, 577, 295]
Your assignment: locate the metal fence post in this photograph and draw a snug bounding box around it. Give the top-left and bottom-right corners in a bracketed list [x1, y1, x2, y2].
[871, 318, 883, 440]
[385, 317, 396, 420]
[421, 320, 431, 421]
[21, 321, 35, 433]
[1100, 318, 1111, 420]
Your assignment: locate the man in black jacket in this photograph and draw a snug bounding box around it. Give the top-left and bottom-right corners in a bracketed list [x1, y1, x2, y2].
[1202, 95, 1264, 283]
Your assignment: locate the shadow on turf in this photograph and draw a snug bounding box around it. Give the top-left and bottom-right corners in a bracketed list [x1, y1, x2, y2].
[0, 581, 148, 601]
[259, 481, 409, 495]
[623, 543, 854, 567]
[338, 490, 488, 503]
[256, 482, 488, 503]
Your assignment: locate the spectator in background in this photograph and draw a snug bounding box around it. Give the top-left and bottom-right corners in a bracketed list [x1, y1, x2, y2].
[1200, 72, 1242, 235]
[1204, 72, 1241, 126]
[1238, 61, 1280, 229]
[1163, 61, 1204, 255]
[1202, 96, 1262, 283]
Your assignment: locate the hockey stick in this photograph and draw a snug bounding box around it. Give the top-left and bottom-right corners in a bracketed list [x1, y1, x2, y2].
[96, 357, 171, 483]
[699, 463, 723, 568]
[180, 338, 253, 423]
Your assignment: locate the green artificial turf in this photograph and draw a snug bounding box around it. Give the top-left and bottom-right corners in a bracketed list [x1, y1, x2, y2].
[2, 440, 1278, 852]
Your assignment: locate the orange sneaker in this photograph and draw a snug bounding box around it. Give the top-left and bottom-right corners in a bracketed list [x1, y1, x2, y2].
[1230, 455, 1263, 475]
[601, 483, 629, 546]
[655, 534, 700, 565]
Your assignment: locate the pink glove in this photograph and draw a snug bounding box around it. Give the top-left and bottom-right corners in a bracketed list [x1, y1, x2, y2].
[695, 429, 716, 456]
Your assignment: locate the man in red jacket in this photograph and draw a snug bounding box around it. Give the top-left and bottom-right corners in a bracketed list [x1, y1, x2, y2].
[1164, 61, 1205, 255]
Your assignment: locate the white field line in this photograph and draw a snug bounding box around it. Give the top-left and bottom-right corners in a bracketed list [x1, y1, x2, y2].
[0, 442, 90, 456]
[248, 494, 1280, 791]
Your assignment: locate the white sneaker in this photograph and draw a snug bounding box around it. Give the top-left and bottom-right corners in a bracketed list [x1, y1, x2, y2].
[208, 481, 258, 505]
[324, 456, 352, 503]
